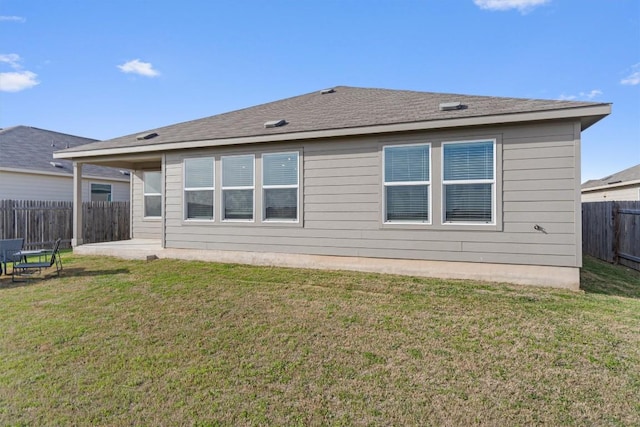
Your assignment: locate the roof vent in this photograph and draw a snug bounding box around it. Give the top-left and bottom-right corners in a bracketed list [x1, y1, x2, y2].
[50, 161, 63, 168]
[439, 102, 465, 111]
[320, 88, 335, 94]
[264, 119, 287, 128]
[136, 132, 158, 140]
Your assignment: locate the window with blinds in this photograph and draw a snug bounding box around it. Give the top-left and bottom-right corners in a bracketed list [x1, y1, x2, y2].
[263, 152, 298, 221]
[91, 183, 112, 202]
[184, 157, 214, 220]
[443, 140, 495, 223]
[222, 154, 254, 221]
[143, 171, 162, 218]
[383, 143, 430, 223]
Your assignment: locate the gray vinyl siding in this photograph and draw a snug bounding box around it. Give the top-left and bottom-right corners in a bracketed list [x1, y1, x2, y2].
[83, 180, 130, 202]
[162, 120, 581, 268]
[131, 170, 162, 239]
[0, 170, 130, 202]
[582, 185, 640, 202]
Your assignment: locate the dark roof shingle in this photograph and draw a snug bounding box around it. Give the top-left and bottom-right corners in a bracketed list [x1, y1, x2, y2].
[582, 164, 640, 189]
[58, 86, 609, 154]
[0, 126, 128, 179]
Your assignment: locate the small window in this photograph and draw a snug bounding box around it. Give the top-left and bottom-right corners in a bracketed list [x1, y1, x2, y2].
[263, 152, 299, 221]
[184, 158, 214, 220]
[222, 154, 254, 221]
[143, 171, 162, 218]
[91, 183, 112, 202]
[443, 140, 495, 224]
[383, 143, 431, 223]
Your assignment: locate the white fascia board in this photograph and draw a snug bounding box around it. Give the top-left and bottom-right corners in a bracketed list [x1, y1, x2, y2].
[54, 104, 611, 160]
[0, 167, 130, 182]
[581, 179, 640, 192]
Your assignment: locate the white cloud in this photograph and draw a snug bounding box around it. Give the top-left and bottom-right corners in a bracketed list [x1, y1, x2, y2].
[621, 64, 640, 86]
[580, 89, 603, 99]
[0, 53, 22, 69]
[473, 0, 550, 13]
[0, 71, 39, 92]
[0, 53, 39, 92]
[117, 59, 160, 77]
[0, 15, 26, 23]
[557, 89, 602, 101]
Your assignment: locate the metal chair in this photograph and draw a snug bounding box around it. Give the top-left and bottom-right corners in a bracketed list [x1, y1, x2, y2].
[0, 238, 24, 276]
[12, 238, 63, 282]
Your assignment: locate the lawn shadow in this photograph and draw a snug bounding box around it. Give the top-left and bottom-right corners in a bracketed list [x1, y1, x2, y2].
[580, 256, 640, 299]
[0, 267, 130, 290]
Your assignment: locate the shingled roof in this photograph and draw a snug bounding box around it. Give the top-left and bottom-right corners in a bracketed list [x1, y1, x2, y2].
[0, 126, 128, 180]
[55, 86, 611, 157]
[582, 164, 640, 190]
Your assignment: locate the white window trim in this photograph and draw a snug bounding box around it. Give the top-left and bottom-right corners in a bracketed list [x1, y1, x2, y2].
[382, 142, 432, 225]
[441, 139, 496, 226]
[183, 157, 215, 222]
[221, 154, 255, 222]
[143, 171, 162, 219]
[262, 151, 300, 223]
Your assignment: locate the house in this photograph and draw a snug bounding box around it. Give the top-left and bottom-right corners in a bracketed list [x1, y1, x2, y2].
[54, 86, 611, 289]
[0, 126, 130, 202]
[581, 164, 640, 201]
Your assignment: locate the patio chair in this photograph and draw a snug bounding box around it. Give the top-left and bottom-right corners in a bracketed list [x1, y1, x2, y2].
[12, 238, 63, 282]
[0, 238, 24, 276]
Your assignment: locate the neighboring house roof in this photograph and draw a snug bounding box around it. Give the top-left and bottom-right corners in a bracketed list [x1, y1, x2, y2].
[0, 126, 129, 180]
[582, 164, 640, 192]
[55, 86, 611, 159]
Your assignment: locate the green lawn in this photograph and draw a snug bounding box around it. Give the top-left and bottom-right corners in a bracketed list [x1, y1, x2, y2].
[0, 254, 639, 425]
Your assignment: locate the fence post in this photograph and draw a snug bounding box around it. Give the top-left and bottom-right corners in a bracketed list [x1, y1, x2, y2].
[613, 202, 620, 265]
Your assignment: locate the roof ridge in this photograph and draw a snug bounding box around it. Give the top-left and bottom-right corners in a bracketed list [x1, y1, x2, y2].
[0, 125, 99, 141]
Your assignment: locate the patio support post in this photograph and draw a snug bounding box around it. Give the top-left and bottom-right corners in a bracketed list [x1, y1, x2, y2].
[72, 161, 84, 247]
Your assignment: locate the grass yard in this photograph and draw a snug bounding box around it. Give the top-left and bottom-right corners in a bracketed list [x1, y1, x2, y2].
[0, 254, 639, 425]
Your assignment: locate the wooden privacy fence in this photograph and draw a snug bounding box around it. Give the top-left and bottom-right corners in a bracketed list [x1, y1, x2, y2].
[0, 200, 130, 249]
[582, 201, 640, 271]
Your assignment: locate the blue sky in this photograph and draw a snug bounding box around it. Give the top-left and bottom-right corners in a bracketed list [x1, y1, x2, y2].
[1, 0, 638, 182]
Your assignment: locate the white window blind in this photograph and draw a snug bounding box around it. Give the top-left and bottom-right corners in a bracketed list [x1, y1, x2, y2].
[383, 144, 430, 223]
[443, 140, 494, 223]
[263, 152, 298, 221]
[184, 158, 214, 220]
[222, 155, 254, 220]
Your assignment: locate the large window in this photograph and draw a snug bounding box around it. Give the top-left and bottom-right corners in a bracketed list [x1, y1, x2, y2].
[443, 140, 495, 224]
[184, 158, 214, 220]
[383, 143, 430, 223]
[263, 152, 299, 221]
[91, 183, 112, 202]
[222, 154, 254, 221]
[143, 171, 162, 218]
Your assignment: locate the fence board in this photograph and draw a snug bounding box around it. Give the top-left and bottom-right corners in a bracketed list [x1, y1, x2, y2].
[0, 200, 130, 249]
[582, 201, 640, 271]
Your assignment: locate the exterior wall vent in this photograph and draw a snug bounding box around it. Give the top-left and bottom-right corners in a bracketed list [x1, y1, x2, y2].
[439, 102, 465, 111]
[320, 88, 335, 94]
[264, 119, 287, 128]
[136, 132, 158, 140]
[50, 161, 63, 168]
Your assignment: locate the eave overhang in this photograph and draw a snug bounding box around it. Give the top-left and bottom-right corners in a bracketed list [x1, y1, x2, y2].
[581, 178, 640, 193]
[0, 166, 130, 182]
[54, 104, 611, 161]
